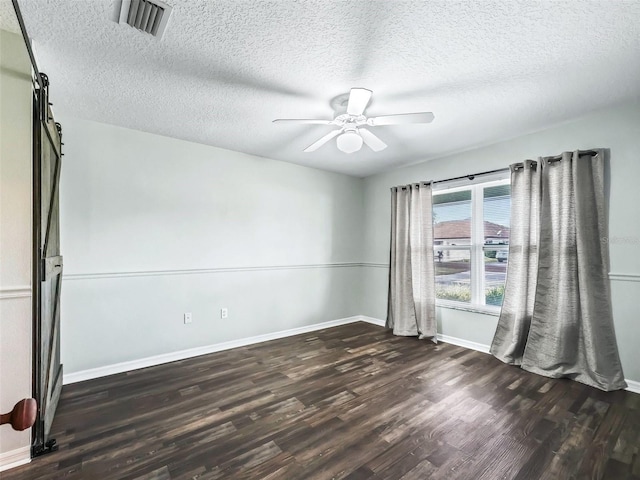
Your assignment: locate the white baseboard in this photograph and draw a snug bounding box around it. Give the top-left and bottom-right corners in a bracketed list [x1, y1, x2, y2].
[436, 333, 491, 354]
[626, 379, 640, 394]
[435, 333, 640, 395]
[358, 316, 492, 353]
[0, 446, 30, 472]
[64, 316, 366, 384]
[63, 314, 640, 396]
[357, 317, 640, 395]
[359, 315, 386, 327]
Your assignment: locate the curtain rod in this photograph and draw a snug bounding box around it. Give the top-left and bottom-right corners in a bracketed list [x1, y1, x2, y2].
[393, 149, 600, 189]
[393, 167, 509, 190]
[545, 149, 598, 161]
[513, 149, 599, 170]
[432, 167, 510, 185]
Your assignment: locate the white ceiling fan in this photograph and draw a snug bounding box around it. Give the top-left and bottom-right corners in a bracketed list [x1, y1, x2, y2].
[273, 88, 435, 154]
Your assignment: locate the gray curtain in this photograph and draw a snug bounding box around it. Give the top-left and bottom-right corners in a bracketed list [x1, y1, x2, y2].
[387, 183, 437, 340]
[490, 160, 541, 365]
[491, 150, 626, 391]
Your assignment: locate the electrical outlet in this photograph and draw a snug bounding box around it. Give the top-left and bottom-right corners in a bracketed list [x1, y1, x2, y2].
[184, 312, 192, 324]
[220, 308, 228, 319]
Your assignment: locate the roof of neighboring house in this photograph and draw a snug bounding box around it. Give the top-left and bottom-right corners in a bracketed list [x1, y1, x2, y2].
[434, 220, 509, 240]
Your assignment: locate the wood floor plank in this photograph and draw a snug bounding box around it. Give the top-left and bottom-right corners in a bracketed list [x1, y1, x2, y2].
[3, 322, 639, 480]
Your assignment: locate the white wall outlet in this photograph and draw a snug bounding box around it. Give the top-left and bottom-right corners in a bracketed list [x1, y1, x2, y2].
[220, 308, 228, 319]
[184, 312, 192, 324]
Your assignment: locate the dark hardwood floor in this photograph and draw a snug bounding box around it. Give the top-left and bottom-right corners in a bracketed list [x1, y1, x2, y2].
[5, 322, 640, 480]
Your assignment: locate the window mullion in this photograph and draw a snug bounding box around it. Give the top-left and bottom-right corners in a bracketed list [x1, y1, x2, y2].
[471, 185, 484, 305]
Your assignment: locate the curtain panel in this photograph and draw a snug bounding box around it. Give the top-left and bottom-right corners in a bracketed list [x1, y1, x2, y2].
[387, 183, 437, 340]
[490, 160, 541, 365]
[491, 150, 626, 391]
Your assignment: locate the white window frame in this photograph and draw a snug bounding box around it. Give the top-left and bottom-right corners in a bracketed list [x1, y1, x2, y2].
[433, 175, 510, 316]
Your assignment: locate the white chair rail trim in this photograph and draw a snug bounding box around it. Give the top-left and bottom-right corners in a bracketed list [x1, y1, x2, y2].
[0, 286, 32, 300]
[62, 262, 366, 280]
[609, 273, 640, 283]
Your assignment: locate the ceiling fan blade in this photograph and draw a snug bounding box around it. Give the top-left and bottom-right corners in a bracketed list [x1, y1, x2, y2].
[359, 128, 387, 152]
[346, 88, 373, 116]
[303, 129, 342, 152]
[367, 112, 435, 126]
[273, 119, 334, 125]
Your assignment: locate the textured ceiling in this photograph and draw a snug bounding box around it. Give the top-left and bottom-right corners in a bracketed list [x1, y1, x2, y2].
[15, 0, 640, 177]
[0, 0, 20, 33]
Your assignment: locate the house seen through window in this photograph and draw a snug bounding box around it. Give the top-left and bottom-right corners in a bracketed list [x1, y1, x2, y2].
[433, 177, 511, 311]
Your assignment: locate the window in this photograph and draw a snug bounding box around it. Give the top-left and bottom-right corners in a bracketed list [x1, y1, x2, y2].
[433, 177, 511, 313]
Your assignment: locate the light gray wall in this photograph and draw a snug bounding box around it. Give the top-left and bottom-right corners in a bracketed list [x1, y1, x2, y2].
[58, 102, 640, 386]
[0, 29, 33, 461]
[361, 102, 640, 383]
[58, 116, 364, 373]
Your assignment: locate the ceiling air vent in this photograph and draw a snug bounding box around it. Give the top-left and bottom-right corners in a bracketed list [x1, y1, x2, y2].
[118, 0, 172, 39]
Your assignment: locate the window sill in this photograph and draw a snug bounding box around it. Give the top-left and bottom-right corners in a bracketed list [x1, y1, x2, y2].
[436, 300, 501, 317]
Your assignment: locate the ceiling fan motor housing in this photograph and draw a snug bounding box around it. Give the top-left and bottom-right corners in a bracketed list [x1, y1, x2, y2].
[334, 113, 367, 127]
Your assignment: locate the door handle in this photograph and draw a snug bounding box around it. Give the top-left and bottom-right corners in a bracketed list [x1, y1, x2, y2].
[0, 399, 37, 431]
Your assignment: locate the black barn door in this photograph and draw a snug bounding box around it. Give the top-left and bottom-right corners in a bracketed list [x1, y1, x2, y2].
[32, 72, 63, 456]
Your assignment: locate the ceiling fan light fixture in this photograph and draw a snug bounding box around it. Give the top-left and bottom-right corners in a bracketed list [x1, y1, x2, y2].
[336, 131, 363, 153]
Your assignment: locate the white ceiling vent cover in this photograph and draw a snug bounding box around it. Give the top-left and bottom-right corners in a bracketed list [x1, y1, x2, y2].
[118, 0, 172, 39]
